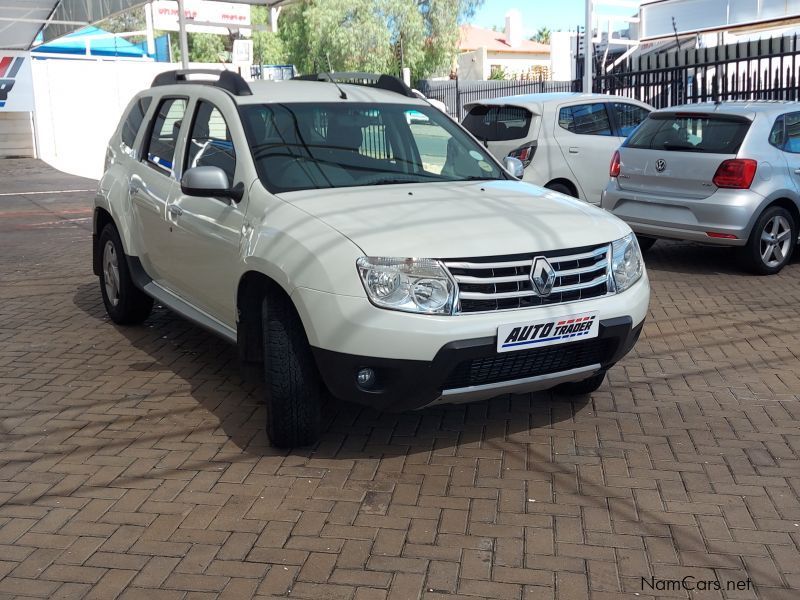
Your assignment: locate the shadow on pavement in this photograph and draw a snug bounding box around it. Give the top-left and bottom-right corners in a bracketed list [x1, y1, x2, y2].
[73, 281, 591, 459]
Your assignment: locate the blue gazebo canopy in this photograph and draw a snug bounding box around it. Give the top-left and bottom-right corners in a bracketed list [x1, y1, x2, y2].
[33, 26, 148, 58]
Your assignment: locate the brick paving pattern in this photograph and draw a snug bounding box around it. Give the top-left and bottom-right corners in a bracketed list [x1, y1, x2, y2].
[1, 159, 799, 599]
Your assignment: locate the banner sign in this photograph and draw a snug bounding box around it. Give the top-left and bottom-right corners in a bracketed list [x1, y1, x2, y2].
[0, 51, 34, 112]
[152, 1, 251, 34]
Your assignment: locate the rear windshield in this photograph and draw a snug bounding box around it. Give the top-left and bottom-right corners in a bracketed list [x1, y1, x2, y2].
[624, 113, 750, 153]
[462, 105, 533, 141]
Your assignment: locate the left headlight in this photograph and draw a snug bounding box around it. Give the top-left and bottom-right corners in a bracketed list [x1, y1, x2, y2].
[356, 257, 455, 315]
[611, 233, 644, 293]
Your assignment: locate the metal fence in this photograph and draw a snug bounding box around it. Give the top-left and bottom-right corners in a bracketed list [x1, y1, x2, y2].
[596, 35, 800, 109]
[416, 78, 579, 120]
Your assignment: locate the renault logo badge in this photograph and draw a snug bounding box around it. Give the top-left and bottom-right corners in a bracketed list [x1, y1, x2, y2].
[531, 256, 556, 296]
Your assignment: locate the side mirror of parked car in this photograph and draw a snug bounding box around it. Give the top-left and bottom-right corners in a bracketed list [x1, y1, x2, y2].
[502, 156, 524, 179]
[181, 166, 243, 202]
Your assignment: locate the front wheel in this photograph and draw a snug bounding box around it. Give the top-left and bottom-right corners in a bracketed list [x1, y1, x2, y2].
[262, 293, 322, 448]
[737, 206, 796, 275]
[553, 371, 606, 396]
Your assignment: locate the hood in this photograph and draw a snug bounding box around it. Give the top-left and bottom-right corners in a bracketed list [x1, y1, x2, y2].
[277, 180, 630, 258]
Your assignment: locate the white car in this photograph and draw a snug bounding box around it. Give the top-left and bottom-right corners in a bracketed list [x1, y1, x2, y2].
[462, 93, 653, 204]
[94, 70, 650, 447]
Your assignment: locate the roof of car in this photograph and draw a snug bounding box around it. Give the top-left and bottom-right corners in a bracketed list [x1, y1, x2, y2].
[654, 100, 800, 117]
[150, 78, 430, 106]
[464, 92, 646, 114]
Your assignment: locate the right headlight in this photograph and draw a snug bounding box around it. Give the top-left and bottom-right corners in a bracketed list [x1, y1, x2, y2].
[356, 257, 456, 315]
[611, 233, 643, 293]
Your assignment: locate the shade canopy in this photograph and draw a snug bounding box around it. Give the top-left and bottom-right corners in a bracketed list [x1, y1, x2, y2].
[0, 0, 295, 50]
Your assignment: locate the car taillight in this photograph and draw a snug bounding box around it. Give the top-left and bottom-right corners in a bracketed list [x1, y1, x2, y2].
[609, 150, 621, 177]
[712, 159, 757, 189]
[508, 142, 536, 167]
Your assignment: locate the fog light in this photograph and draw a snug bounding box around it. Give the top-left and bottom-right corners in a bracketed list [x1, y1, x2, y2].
[357, 367, 376, 389]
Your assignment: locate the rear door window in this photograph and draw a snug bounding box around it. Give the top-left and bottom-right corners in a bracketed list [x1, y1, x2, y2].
[625, 113, 751, 153]
[186, 101, 237, 186]
[558, 103, 612, 136]
[121, 97, 151, 152]
[611, 102, 650, 137]
[144, 97, 187, 176]
[462, 106, 533, 141]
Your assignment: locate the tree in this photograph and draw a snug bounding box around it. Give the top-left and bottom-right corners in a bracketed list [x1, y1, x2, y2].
[534, 26, 551, 45]
[251, 6, 287, 65]
[279, 0, 483, 79]
[171, 32, 227, 64]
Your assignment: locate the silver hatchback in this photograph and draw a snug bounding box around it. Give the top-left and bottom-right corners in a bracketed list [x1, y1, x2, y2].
[602, 102, 800, 274]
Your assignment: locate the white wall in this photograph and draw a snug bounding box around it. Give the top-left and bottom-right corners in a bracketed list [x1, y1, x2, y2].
[31, 60, 231, 179]
[0, 112, 35, 158]
[550, 31, 577, 81]
[485, 51, 550, 78]
[457, 48, 487, 80]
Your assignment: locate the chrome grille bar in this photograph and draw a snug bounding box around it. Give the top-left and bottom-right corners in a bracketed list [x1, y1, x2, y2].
[445, 244, 612, 314]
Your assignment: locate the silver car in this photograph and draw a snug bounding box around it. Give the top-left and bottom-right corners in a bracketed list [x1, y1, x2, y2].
[602, 102, 800, 274]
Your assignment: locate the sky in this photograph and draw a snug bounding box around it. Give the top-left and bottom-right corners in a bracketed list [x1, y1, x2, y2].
[470, 0, 643, 38]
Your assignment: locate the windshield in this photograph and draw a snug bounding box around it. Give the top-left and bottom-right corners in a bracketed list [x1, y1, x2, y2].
[240, 102, 506, 193]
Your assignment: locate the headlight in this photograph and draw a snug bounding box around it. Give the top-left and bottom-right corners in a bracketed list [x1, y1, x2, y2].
[611, 233, 643, 293]
[356, 257, 455, 314]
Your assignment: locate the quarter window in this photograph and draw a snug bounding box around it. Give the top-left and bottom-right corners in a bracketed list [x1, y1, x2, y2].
[611, 102, 650, 137]
[558, 103, 612, 136]
[781, 112, 800, 153]
[121, 97, 151, 152]
[144, 97, 187, 176]
[186, 101, 237, 186]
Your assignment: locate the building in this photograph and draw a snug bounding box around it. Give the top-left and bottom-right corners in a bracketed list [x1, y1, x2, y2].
[457, 10, 550, 80]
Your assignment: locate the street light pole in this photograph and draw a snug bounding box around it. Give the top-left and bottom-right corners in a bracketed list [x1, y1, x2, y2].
[177, 0, 189, 69]
[583, 0, 592, 93]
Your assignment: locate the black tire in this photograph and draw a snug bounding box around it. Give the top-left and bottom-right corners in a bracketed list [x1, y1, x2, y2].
[545, 182, 578, 198]
[553, 371, 606, 396]
[98, 224, 153, 325]
[636, 235, 657, 253]
[262, 293, 322, 448]
[737, 206, 797, 275]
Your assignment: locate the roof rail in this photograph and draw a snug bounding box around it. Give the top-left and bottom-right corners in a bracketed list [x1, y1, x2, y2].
[151, 69, 252, 96]
[293, 72, 416, 98]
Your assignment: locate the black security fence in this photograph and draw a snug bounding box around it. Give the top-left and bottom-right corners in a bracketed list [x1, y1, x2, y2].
[416, 78, 580, 120]
[596, 35, 800, 109]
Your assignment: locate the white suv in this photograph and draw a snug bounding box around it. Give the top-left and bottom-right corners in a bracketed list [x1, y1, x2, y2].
[94, 70, 650, 447]
[462, 93, 652, 204]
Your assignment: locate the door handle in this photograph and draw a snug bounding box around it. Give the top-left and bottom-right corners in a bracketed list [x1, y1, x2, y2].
[168, 205, 183, 217]
[794, 168, 800, 175]
[569, 147, 579, 154]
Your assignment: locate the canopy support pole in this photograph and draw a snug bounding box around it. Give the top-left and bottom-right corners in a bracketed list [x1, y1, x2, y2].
[177, 0, 189, 68]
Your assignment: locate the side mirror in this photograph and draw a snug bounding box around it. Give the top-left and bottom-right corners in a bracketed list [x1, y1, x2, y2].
[503, 156, 524, 179]
[181, 166, 243, 202]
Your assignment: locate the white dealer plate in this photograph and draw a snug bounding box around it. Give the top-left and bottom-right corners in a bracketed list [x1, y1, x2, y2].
[496, 312, 599, 353]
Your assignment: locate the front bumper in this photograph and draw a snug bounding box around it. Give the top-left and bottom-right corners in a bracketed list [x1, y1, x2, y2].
[601, 184, 763, 246]
[312, 317, 643, 412]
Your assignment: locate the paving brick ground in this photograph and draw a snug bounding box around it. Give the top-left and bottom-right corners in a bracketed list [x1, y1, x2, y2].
[1, 159, 800, 599]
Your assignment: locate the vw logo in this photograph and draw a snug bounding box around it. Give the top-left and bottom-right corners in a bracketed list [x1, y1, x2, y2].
[531, 256, 556, 297]
[655, 158, 667, 172]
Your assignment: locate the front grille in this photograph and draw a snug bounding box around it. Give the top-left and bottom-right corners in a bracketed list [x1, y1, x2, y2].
[445, 244, 611, 314]
[443, 337, 614, 390]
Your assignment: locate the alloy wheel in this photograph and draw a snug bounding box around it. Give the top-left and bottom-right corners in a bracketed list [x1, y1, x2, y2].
[759, 215, 792, 268]
[103, 240, 121, 306]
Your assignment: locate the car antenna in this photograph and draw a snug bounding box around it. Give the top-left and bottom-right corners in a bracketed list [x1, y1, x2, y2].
[325, 53, 347, 100]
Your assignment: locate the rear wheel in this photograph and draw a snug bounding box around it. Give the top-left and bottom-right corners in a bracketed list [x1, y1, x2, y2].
[553, 371, 606, 396]
[98, 224, 153, 324]
[262, 293, 322, 448]
[545, 182, 577, 198]
[636, 235, 657, 253]
[738, 206, 796, 275]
